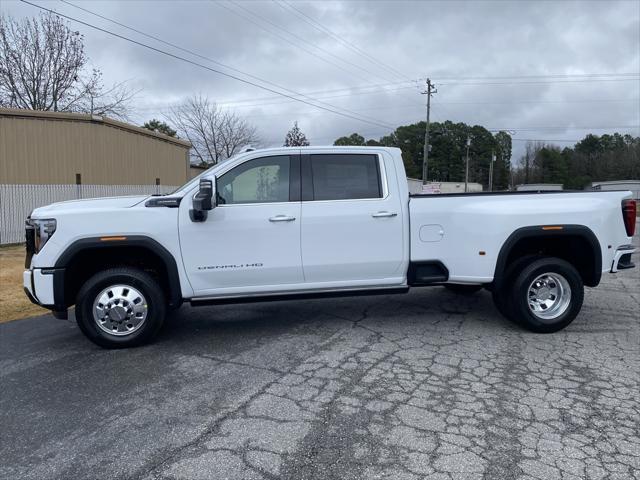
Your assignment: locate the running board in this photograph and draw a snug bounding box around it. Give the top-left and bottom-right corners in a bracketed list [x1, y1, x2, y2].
[189, 286, 410, 306]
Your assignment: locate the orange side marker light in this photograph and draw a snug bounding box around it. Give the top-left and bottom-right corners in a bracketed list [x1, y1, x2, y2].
[100, 236, 127, 241]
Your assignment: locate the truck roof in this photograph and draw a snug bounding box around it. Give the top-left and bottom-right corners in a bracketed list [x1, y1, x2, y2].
[245, 146, 401, 155]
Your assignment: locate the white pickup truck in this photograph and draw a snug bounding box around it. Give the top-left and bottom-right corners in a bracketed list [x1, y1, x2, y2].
[24, 147, 636, 348]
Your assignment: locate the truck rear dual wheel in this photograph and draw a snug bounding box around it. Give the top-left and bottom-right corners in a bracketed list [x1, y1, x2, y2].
[498, 257, 584, 333]
[75, 268, 166, 348]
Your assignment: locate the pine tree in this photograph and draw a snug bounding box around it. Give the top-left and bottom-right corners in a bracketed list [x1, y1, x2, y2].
[142, 119, 177, 137]
[284, 121, 310, 146]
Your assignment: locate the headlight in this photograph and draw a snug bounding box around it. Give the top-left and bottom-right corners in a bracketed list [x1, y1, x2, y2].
[33, 218, 57, 253]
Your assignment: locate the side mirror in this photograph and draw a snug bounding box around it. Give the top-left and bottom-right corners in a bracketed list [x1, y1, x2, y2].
[190, 178, 215, 222]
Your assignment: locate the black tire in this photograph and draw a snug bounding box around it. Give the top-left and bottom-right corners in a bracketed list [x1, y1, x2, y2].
[492, 255, 540, 319]
[492, 288, 510, 318]
[444, 284, 483, 294]
[506, 257, 584, 333]
[75, 267, 166, 348]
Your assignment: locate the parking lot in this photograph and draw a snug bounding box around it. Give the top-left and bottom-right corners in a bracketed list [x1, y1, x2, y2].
[1, 246, 639, 480]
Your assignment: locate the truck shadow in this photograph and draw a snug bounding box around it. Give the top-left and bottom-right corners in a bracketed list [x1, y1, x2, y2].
[154, 288, 516, 347]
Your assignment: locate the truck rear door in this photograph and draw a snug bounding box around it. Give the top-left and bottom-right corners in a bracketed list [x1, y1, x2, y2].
[300, 152, 405, 286]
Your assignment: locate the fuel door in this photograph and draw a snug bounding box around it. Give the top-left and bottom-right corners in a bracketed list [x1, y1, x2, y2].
[419, 224, 445, 242]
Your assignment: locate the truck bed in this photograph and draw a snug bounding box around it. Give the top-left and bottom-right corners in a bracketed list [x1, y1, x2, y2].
[408, 190, 632, 283]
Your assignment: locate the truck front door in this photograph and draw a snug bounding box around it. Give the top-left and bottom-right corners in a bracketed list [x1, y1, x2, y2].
[179, 154, 303, 296]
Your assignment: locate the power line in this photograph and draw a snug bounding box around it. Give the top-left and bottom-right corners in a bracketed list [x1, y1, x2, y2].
[134, 82, 639, 112]
[487, 125, 640, 131]
[23, 0, 395, 129]
[425, 98, 639, 105]
[44, 0, 639, 132]
[214, 0, 385, 84]
[133, 93, 640, 115]
[437, 78, 639, 86]
[219, 0, 422, 106]
[248, 75, 638, 105]
[54, 1, 640, 95]
[59, 0, 398, 128]
[240, 98, 640, 116]
[433, 73, 639, 80]
[57, 0, 296, 94]
[133, 85, 422, 112]
[264, 0, 404, 84]
[511, 139, 580, 143]
[275, 0, 412, 82]
[211, 81, 418, 106]
[62, 0, 420, 103]
[262, 133, 591, 146]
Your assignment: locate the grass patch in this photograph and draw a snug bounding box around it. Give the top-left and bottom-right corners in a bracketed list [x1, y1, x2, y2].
[0, 245, 48, 323]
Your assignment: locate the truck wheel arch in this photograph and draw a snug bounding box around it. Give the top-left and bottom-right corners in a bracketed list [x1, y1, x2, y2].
[493, 225, 602, 289]
[54, 236, 182, 309]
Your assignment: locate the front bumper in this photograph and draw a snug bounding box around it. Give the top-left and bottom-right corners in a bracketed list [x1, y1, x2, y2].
[23, 269, 39, 304]
[611, 245, 636, 273]
[23, 268, 68, 319]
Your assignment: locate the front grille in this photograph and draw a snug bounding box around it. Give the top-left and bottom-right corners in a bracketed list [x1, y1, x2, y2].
[25, 218, 35, 268]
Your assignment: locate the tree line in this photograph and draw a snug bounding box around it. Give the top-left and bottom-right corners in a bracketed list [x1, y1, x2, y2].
[334, 121, 513, 191]
[513, 134, 640, 189]
[334, 125, 640, 190]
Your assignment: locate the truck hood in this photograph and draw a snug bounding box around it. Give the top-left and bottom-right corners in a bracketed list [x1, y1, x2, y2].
[31, 195, 149, 217]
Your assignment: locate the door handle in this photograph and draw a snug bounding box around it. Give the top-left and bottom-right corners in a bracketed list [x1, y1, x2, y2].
[371, 211, 398, 218]
[269, 215, 296, 222]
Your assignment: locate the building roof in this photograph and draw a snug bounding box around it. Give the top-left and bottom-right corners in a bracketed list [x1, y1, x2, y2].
[516, 183, 563, 187]
[0, 108, 191, 149]
[592, 180, 640, 186]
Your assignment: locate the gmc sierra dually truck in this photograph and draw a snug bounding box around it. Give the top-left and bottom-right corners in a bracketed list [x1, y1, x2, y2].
[24, 147, 636, 348]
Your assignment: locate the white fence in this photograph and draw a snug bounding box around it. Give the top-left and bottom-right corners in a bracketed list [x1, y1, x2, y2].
[0, 184, 178, 245]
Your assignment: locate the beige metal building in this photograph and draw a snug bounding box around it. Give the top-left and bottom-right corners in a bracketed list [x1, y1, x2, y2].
[0, 108, 191, 185]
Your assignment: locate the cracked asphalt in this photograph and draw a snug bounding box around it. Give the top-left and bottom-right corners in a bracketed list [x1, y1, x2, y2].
[1, 249, 639, 479]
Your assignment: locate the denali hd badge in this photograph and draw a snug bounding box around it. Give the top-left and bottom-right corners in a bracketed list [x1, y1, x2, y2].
[197, 263, 264, 270]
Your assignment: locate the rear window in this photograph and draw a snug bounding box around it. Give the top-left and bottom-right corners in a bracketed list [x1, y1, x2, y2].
[310, 154, 382, 201]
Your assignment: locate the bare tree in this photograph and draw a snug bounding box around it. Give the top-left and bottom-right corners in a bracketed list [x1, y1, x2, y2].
[166, 95, 259, 165]
[79, 71, 138, 120]
[0, 12, 136, 120]
[513, 141, 545, 185]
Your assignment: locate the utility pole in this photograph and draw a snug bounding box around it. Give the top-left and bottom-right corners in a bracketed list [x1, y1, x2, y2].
[464, 136, 471, 192]
[489, 151, 496, 192]
[421, 78, 437, 185]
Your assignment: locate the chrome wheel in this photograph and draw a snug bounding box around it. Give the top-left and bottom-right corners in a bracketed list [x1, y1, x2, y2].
[527, 272, 571, 322]
[92, 284, 148, 336]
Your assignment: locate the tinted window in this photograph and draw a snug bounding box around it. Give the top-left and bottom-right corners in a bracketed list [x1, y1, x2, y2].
[310, 154, 382, 200]
[217, 156, 290, 204]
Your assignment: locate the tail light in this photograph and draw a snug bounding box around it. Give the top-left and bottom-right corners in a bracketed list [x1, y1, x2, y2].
[622, 199, 636, 237]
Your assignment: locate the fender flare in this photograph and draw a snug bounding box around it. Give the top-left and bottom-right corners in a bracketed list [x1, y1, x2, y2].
[493, 225, 602, 289]
[54, 235, 182, 308]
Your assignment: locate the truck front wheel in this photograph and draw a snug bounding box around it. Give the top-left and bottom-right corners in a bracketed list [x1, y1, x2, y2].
[507, 257, 584, 333]
[75, 268, 166, 348]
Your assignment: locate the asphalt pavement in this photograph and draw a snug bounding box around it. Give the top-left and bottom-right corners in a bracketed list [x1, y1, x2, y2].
[1, 249, 639, 480]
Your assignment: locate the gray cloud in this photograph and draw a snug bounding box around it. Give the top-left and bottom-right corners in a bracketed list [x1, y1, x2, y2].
[3, 0, 639, 160]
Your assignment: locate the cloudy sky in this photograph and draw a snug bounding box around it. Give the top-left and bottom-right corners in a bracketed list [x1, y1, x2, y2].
[3, 0, 640, 161]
